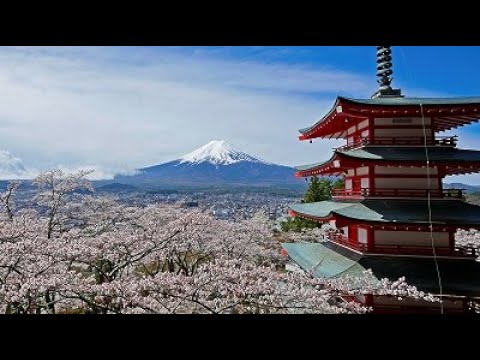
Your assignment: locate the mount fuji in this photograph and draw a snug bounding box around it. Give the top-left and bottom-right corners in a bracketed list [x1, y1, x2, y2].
[113, 140, 301, 188]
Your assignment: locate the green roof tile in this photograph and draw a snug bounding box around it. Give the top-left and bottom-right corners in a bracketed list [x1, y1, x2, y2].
[299, 96, 480, 135]
[290, 201, 357, 219]
[281, 242, 370, 279]
[282, 242, 480, 296]
[295, 147, 480, 173]
[289, 199, 480, 225]
[295, 159, 332, 172]
[340, 147, 480, 162]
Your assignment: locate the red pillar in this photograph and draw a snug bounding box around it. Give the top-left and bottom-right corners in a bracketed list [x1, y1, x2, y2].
[369, 165, 375, 196]
[368, 117, 374, 144]
[449, 230, 455, 254]
[364, 294, 374, 307]
[350, 224, 358, 245]
[367, 226, 375, 252]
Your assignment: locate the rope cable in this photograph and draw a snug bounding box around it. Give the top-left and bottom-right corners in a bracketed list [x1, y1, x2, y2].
[420, 103, 444, 314]
[399, 46, 444, 313]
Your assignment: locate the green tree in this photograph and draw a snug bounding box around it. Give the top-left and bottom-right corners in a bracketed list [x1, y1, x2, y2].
[281, 177, 345, 232]
[332, 178, 345, 190]
[280, 217, 319, 233]
[304, 176, 334, 203]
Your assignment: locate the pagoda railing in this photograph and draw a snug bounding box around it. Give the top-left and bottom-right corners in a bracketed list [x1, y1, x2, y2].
[326, 231, 368, 252]
[335, 136, 458, 151]
[332, 188, 465, 199]
[326, 231, 477, 258]
[369, 244, 478, 258]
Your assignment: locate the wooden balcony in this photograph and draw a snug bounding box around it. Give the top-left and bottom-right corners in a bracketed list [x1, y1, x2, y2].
[327, 231, 368, 252]
[326, 231, 478, 258]
[368, 244, 478, 258]
[335, 136, 458, 151]
[332, 188, 465, 200]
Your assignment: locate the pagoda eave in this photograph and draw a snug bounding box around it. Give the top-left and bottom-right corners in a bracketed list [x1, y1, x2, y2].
[295, 153, 360, 178]
[289, 200, 480, 229]
[296, 155, 480, 178]
[291, 207, 480, 232]
[295, 167, 346, 178]
[299, 96, 480, 141]
[296, 162, 480, 178]
[281, 242, 480, 298]
[288, 208, 335, 224]
[444, 164, 480, 176]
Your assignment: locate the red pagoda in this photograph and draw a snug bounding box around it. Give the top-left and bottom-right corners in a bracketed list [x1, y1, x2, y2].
[282, 47, 480, 313]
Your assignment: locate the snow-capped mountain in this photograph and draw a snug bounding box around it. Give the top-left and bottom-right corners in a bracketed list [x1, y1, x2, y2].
[178, 140, 267, 166]
[113, 140, 300, 187]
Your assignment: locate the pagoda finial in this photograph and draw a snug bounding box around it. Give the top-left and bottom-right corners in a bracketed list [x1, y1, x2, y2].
[372, 46, 403, 99]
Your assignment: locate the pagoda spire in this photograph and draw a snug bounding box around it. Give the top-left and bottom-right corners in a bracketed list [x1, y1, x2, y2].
[372, 46, 403, 99]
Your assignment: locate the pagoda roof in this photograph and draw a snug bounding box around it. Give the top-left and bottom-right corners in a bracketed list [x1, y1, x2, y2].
[341, 96, 480, 107]
[295, 154, 344, 177]
[295, 147, 480, 177]
[299, 96, 480, 140]
[341, 146, 480, 162]
[281, 242, 370, 280]
[282, 241, 480, 296]
[289, 199, 480, 226]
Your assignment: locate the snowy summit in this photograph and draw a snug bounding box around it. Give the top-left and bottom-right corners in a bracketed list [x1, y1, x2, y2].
[116, 140, 299, 186]
[178, 140, 266, 166]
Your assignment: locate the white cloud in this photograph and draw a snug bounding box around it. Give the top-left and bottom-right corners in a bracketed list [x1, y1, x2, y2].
[0, 46, 365, 180]
[0, 150, 36, 179]
[55, 164, 140, 181]
[2, 46, 476, 186]
[0, 150, 140, 181]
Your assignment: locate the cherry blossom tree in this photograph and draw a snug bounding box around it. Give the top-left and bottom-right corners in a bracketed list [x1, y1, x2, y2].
[455, 229, 480, 259]
[0, 170, 440, 314]
[0, 181, 21, 221]
[33, 170, 94, 239]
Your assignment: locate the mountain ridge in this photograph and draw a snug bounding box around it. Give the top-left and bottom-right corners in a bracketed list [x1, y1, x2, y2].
[113, 140, 301, 187]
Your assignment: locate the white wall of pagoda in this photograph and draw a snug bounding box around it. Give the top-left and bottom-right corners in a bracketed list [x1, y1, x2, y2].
[358, 228, 368, 244]
[373, 166, 441, 191]
[375, 166, 438, 175]
[375, 177, 439, 189]
[374, 128, 433, 138]
[373, 117, 431, 126]
[356, 166, 369, 176]
[374, 230, 449, 248]
[361, 178, 370, 188]
[345, 179, 352, 190]
[342, 165, 442, 194]
[370, 117, 434, 142]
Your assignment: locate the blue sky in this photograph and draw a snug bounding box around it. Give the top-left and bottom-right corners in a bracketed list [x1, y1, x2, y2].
[1, 46, 480, 184]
